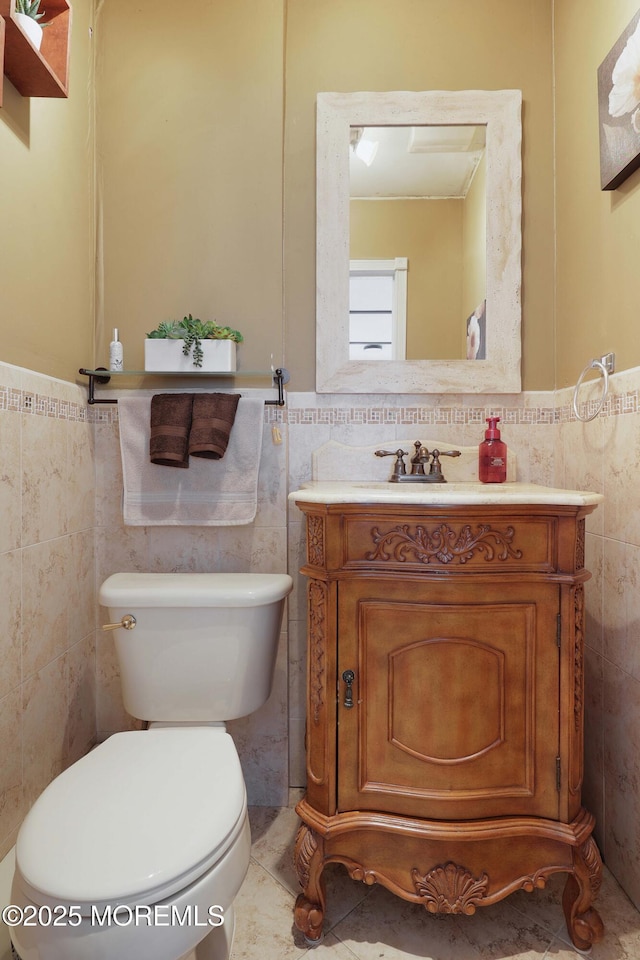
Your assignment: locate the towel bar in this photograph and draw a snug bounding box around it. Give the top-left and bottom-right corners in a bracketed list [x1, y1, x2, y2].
[78, 367, 290, 406]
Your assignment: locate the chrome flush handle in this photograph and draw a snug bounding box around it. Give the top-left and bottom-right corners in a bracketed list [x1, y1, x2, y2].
[101, 614, 137, 631]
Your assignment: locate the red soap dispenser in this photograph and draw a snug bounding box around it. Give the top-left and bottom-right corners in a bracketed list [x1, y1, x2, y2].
[479, 417, 507, 483]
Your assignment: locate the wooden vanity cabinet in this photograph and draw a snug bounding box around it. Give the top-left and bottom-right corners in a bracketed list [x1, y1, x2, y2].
[293, 499, 604, 950]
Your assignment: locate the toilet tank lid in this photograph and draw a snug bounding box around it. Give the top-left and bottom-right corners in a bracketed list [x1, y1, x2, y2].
[99, 572, 293, 607]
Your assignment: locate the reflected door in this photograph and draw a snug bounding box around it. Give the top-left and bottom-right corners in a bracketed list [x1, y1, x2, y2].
[348, 259, 407, 361]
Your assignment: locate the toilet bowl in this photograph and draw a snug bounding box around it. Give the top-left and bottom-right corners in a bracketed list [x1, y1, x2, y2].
[11, 572, 293, 960]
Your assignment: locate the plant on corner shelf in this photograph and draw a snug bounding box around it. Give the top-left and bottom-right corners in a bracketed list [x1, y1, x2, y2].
[15, 0, 49, 24]
[146, 314, 244, 368]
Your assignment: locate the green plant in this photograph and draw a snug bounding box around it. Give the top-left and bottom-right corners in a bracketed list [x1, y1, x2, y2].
[15, 0, 49, 24]
[146, 314, 243, 368]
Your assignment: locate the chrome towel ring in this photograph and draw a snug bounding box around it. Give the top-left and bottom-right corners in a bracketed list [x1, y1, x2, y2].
[572, 354, 615, 422]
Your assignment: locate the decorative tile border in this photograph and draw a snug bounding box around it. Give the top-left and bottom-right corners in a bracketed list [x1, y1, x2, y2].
[557, 389, 639, 422]
[91, 405, 119, 423]
[0, 373, 638, 426]
[0, 382, 286, 425]
[0, 386, 22, 413]
[288, 377, 640, 426]
[0, 384, 88, 421]
[285, 404, 561, 426]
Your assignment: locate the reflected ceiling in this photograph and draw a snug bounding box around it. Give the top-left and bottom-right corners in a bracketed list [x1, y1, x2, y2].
[349, 125, 486, 198]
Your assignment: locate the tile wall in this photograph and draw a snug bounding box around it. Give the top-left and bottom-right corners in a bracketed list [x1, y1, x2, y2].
[556, 366, 640, 910]
[0, 362, 96, 864]
[93, 387, 289, 806]
[1, 358, 639, 914]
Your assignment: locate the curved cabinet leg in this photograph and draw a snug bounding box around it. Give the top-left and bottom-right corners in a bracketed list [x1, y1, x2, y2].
[293, 823, 326, 943]
[562, 837, 605, 951]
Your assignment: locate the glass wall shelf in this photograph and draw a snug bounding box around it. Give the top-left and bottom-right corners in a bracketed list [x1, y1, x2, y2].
[78, 367, 289, 406]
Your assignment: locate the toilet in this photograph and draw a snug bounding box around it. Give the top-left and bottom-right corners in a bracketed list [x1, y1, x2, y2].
[10, 571, 293, 960]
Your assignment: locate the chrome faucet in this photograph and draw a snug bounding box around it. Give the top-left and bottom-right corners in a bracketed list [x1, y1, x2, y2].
[375, 441, 461, 483]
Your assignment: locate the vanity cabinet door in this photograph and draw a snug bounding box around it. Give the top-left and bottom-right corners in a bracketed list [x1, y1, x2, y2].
[337, 578, 561, 822]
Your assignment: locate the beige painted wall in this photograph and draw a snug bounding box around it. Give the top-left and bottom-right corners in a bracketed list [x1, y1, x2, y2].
[284, 0, 555, 391]
[0, 0, 95, 382]
[554, 0, 640, 387]
[95, 0, 285, 375]
[350, 199, 464, 359]
[462, 152, 487, 324]
[0, 0, 555, 392]
[9, 0, 640, 395]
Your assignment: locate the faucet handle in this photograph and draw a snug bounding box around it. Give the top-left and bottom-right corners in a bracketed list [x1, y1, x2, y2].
[374, 448, 408, 478]
[432, 449, 462, 459]
[375, 448, 408, 458]
[428, 449, 462, 481]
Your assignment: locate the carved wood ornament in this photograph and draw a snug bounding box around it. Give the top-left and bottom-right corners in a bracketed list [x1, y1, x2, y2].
[366, 522, 523, 565]
[294, 823, 318, 891]
[580, 836, 603, 899]
[308, 581, 327, 725]
[574, 585, 585, 733]
[307, 515, 325, 566]
[412, 862, 490, 915]
[576, 518, 586, 570]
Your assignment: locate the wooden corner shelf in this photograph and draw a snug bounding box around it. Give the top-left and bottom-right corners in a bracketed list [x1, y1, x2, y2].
[0, 0, 71, 98]
[0, 17, 5, 106]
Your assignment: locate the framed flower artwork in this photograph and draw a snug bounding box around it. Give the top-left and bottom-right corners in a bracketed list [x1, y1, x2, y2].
[598, 7, 640, 190]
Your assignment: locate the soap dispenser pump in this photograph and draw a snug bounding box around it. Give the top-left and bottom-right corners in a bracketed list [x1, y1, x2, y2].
[479, 416, 507, 483]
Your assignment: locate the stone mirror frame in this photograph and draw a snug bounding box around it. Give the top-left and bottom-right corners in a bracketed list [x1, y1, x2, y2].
[316, 90, 522, 394]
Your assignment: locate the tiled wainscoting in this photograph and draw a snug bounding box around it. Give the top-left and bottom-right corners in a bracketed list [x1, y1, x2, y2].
[0, 365, 96, 864]
[2, 359, 640, 916]
[0, 367, 290, 874]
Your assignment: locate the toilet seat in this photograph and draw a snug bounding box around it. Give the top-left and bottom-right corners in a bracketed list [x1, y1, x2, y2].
[15, 726, 246, 911]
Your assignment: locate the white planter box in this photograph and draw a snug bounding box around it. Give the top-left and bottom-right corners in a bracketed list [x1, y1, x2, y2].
[144, 339, 237, 372]
[15, 12, 43, 51]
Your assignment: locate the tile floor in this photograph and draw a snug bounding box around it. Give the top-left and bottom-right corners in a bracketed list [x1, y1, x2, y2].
[215, 803, 640, 960]
[2, 803, 638, 960]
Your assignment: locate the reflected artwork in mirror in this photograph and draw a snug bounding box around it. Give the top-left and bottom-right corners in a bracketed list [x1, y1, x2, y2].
[316, 90, 522, 394]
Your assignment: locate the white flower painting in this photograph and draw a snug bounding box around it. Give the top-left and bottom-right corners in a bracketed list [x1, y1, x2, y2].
[465, 300, 486, 361]
[598, 8, 640, 190]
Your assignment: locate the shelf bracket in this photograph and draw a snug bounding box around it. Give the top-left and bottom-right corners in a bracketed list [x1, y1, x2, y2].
[267, 368, 290, 406]
[79, 368, 114, 405]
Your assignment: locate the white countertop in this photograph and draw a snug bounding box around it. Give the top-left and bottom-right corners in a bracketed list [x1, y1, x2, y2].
[289, 481, 604, 507]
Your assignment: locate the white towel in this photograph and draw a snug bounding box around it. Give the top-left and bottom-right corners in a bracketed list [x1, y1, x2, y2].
[118, 396, 264, 526]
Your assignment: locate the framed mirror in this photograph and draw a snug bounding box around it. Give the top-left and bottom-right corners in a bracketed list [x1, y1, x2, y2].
[316, 90, 522, 394]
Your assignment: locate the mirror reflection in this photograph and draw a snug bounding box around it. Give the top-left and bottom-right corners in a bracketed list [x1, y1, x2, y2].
[316, 90, 522, 395]
[349, 124, 487, 362]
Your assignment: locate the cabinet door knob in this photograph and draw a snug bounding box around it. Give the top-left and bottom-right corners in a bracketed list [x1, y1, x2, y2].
[342, 669, 355, 708]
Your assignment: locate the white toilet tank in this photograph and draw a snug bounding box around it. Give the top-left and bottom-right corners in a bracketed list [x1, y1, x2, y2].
[99, 572, 293, 722]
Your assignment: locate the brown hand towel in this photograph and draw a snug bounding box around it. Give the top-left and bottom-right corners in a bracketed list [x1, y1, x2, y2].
[149, 393, 194, 468]
[189, 393, 241, 459]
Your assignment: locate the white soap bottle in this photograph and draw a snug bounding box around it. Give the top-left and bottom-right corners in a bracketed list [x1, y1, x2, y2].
[109, 328, 124, 371]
